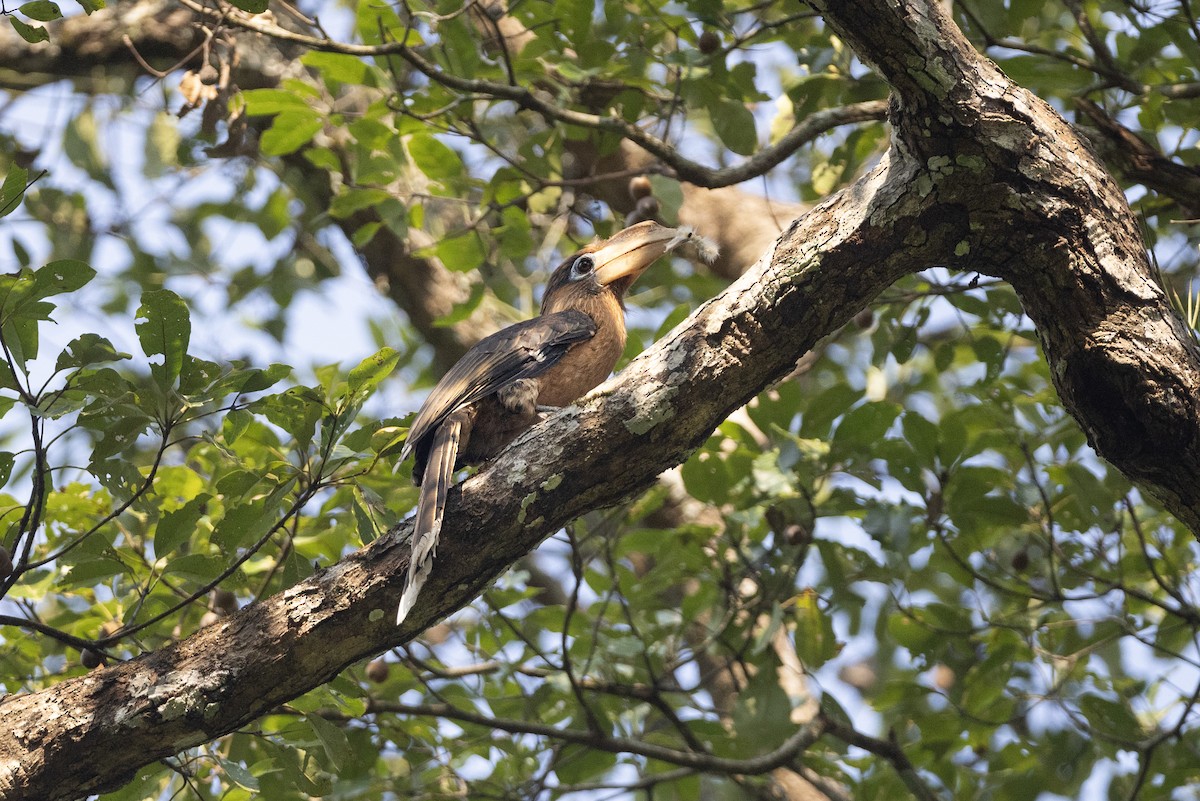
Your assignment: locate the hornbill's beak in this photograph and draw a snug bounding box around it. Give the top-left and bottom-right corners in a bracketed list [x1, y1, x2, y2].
[590, 221, 698, 291]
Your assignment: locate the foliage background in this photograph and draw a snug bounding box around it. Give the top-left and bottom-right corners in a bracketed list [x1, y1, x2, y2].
[1, 0, 1200, 799]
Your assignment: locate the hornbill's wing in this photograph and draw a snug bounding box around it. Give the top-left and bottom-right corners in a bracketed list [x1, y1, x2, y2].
[399, 309, 598, 469]
[394, 308, 598, 626]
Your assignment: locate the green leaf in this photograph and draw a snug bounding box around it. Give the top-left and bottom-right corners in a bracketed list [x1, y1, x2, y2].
[241, 89, 310, 116]
[306, 713, 350, 771]
[710, 98, 757, 156]
[351, 221, 380, 247]
[793, 589, 838, 667]
[800, 384, 862, 438]
[729, 668, 794, 758]
[25, 261, 95, 312]
[553, 743, 617, 785]
[1078, 694, 1142, 738]
[301, 51, 370, 85]
[136, 289, 191, 388]
[834, 401, 901, 448]
[648, 174, 684, 222]
[55, 333, 129, 371]
[240, 363, 292, 393]
[328, 187, 392, 219]
[435, 232, 485, 273]
[218, 757, 260, 791]
[902, 411, 939, 465]
[144, 112, 180, 178]
[1, 166, 29, 218]
[211, 479, 294, 551]
[9, 17, 48, 43]
[0, 452, 14, 488]
[63, 555, 128, 586]
[177, 356, 222, 396]
[63, 109, 109, 186]
[222, 408, 253, 445]
[2, 316, 40, 369]
[165, 553, 225, 583]
[347, 347, 399, 397]
[260, 111, 323, 157]
[407, 135, 463, 182]
[154, 494, 210, 557]
[18, 1, 62, 21]
[887, 612, 936, 655]
[250, 387, 324, 447]
[680, 443, 732, 505]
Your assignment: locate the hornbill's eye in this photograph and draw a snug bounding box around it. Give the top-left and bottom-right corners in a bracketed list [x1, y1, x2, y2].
[570, 254, 595, 280]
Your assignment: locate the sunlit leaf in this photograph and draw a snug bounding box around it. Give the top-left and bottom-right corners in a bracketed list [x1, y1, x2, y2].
[347, 347, 399, 397]
[135, 288, 191, 388]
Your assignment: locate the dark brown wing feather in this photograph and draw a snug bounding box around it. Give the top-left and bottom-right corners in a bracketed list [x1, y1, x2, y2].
[400, 309, 597, 479]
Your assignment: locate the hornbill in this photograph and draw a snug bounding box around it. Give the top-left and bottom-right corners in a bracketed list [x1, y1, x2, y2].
[396, 221, 715, 624]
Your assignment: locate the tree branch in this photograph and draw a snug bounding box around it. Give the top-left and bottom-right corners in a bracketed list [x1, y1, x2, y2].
[819, 713, 947, 801]
[373, 699, 826, 774]
[1075, 98, 1200, 217]
[0, 140, 936, 801]
[4, 3, 1200, 800]
[175, 0, 885, 190]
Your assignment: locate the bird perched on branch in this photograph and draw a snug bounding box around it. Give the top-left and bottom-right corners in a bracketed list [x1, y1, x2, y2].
[396, 221, 716, 625]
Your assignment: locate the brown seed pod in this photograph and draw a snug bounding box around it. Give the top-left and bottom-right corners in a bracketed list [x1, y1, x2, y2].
[698, 29, 721, 55]
[366, 659, 390, 683]
[198, 62, 220, 85]
[627, 175, 653, 200]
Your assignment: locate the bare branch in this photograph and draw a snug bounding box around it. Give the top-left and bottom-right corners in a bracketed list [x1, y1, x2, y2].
[175, 0, 885, 189]
[373, 699, 827, 774]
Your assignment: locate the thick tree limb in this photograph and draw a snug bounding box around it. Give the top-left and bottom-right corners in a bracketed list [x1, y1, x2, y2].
[3, 1, 1200, 799]
[0, 141, 934, 801]
[811, 0, 1200, 530]
[1075, 98, 1200, 218]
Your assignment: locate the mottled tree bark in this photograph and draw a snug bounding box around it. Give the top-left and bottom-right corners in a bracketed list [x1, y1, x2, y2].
[2, 0, 1199, 799]
[810, 0, 1200, 530]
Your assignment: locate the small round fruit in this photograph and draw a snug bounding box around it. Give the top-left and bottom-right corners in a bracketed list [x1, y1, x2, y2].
[783, 524, 811, 547]
[211, 589, 238, 615]
[198, 62, 220, 85]
[635, 195, 660, 220]
[81, 649, 104, 669]
[698, 30, 721, 55]
[628, 175, 653, 200]
[1011, 548, 1030, 572]
[366, 659, 390, 683]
